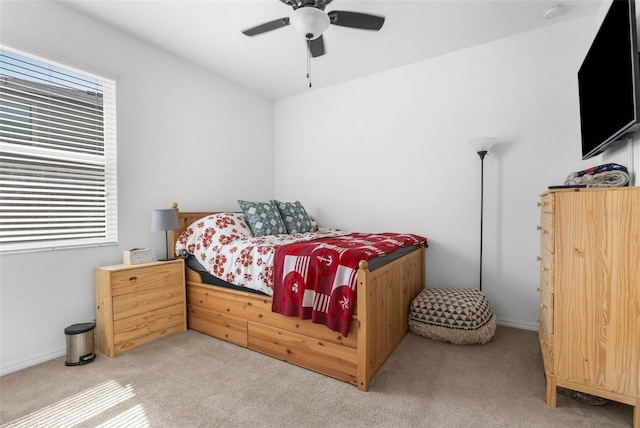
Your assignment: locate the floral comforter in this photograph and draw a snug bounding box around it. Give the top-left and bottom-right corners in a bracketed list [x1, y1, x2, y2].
[175, 212, 347, 296]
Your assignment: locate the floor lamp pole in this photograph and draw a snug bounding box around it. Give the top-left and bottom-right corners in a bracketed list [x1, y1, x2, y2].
[477, 150, 487, 292]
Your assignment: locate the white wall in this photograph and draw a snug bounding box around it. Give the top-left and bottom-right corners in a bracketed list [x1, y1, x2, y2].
[274, 16, 601, 330]
[0, 0, 274, 375]
[3, 0, 636, 375]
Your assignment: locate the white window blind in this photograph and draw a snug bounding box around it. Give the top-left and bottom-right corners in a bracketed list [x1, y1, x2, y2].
[0, 47, 117, 253]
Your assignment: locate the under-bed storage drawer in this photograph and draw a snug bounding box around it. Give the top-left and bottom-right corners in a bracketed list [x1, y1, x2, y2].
[96, 259, 186, 357]
[247, 322, 358, 386]
[185, 282, 359, 348]
[187, 304, 248, 347]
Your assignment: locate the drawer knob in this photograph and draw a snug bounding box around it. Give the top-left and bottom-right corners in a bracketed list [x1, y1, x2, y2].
[536, 256, 542, 262]
[541, 266, 549, 272]
[129, 276, 138, 282]
[540, 303, 546, 309]
[536, 287, 541, 292]
[536, 317, 540, 323]
[538, 226, 549, 235]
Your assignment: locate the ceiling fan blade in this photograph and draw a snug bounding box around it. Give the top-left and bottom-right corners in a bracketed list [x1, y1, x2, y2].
[309, 36, 325, 58]
[327, 11, 385, 31]
[279, 0, 299, 8]
[316, 0, 334, 10]
[242, 17, 290, 36]
[280, 0, 333, 10]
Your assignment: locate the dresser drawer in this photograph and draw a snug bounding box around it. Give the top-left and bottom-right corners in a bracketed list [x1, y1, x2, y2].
[539, 247, 554, 293]
[111, 263, 183, 296]
[539, 212, 554, 253]
[538, 318, 553, 375]
[539, 277, 553, 335]
[539, 194, 554, 214]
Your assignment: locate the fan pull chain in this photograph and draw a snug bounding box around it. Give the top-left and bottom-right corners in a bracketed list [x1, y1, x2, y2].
[306, 38, 312, 88]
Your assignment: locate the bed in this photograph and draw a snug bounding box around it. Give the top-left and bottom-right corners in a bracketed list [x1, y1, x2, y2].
[168, 202, 426, 391]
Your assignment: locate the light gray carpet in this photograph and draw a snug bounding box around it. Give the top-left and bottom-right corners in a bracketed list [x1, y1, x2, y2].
[0, 326, 634, 427]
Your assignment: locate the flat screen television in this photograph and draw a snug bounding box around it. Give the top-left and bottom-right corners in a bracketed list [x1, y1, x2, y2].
[578, 0, 640, 160]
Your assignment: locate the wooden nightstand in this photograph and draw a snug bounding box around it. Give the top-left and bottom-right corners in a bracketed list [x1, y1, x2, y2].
[95, 259, 186, 357]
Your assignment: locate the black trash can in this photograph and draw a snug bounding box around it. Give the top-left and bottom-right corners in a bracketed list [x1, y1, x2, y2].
[64, 322, 96, 366]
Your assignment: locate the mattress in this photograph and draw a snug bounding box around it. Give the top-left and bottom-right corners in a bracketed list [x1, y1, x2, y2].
[185, 244, 420, 295]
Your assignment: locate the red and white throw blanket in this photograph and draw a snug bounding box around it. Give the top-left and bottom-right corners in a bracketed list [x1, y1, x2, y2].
[271, 233, 427, 336]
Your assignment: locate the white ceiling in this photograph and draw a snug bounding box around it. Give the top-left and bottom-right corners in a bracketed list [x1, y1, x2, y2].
[60, 0, 602, 99]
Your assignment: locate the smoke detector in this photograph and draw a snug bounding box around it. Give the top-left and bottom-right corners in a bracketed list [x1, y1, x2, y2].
[543, 4, 564, 19]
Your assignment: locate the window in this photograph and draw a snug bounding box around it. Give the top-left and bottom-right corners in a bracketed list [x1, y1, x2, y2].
[0, 47, 117, 253]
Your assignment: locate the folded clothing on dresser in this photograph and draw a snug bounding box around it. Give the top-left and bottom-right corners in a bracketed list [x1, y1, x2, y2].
[565, 163, 629, 187]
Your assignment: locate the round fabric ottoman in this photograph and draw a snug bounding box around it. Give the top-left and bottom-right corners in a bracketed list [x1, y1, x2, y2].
[409, 287, 496, 345]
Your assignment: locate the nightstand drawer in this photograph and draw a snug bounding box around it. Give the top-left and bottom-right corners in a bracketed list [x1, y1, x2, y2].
[111, 264, 183, 296]
[113, 303, 185, 348]
[112, 282, 184, 321]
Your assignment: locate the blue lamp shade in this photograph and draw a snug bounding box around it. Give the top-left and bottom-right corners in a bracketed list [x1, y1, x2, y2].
[151, 209, 179, 260]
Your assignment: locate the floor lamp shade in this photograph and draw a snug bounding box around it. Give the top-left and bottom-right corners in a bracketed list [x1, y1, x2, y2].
[469, 137, 497, 158]
[151, 209, 180, 260]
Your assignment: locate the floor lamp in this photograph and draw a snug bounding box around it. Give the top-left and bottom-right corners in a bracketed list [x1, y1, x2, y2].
[151, 208, 180, 261]
[468, 137, 497, 292]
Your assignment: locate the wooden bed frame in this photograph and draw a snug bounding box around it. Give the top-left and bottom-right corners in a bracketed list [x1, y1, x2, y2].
[168, 203, 426, 391]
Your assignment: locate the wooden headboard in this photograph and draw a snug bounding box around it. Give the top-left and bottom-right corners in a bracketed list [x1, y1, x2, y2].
[167, 202, 221, 259]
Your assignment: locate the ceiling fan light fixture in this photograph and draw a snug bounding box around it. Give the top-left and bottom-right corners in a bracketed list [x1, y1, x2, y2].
[290, 7, 330, 40]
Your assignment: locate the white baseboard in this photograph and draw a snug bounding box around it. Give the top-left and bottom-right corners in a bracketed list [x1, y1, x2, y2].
[0, 347, 66, 377]
[1, 318, 538, 376]
[496, 317, 539, 331]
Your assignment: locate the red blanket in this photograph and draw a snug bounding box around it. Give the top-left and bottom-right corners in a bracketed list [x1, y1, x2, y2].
[271, 233, 427, 336]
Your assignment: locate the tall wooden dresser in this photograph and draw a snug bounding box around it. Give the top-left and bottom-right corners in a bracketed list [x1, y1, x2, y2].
[537, 187, 639, 427]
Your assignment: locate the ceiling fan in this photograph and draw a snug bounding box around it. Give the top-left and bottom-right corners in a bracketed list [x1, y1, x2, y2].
[242, 0, 385, 58]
